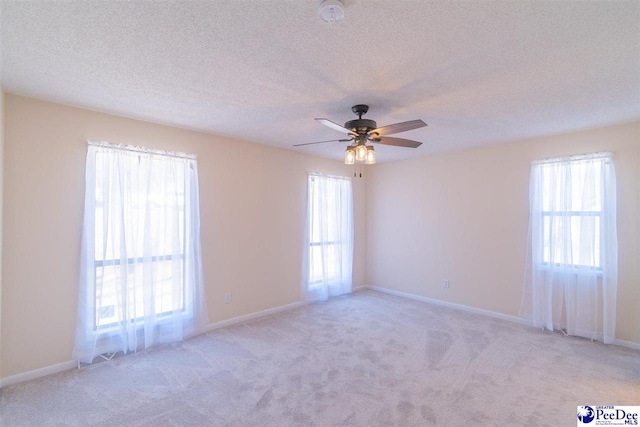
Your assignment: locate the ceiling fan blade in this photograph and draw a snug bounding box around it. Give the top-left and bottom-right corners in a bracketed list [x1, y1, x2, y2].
[372, 136, 423, 148]
[293, 138, 352, 147]
[315, 118, 358, 136]
[368, 119, 427, 137]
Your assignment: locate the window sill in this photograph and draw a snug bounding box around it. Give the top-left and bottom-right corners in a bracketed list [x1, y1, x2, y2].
[539, 264, 603, 277]
[94, 310, 192, 334]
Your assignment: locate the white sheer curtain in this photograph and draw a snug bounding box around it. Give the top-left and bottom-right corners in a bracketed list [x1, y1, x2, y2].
[521, 152, 617, 343]
[73, 140, 208, 364]
[301, 173, 354, 301]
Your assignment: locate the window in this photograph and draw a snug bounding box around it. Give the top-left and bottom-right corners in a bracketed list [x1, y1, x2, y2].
[73, 141, 208, 364]
[93, 155, 187, 327]
[302, 173, 354, 300]
[521, 152, 618, 344]
[538, 158, 603, 270]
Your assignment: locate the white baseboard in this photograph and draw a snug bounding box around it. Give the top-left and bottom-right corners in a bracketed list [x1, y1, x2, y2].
[197, 288, 372, 335]
[4, 285, 636, 388]
[364, 285, 640, 351]
[0, 360, 77, 388]
[0, 297, 320, 389]
[197, 298, 318, 335]
[613, 338, 640, 350]
[365, 285, 527, 325]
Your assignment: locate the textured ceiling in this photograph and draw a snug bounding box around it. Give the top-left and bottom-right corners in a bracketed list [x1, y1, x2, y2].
[2, 1, 639, 162]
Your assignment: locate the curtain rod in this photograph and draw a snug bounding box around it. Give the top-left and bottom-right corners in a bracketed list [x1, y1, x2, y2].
[308, 172, 352, 181]
[531, 151, 612, 165]
[87, 140, 197, 160]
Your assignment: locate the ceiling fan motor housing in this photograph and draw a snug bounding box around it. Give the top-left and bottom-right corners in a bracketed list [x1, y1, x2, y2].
[346, 104, 376, 133]
[345, 118, 377, 134]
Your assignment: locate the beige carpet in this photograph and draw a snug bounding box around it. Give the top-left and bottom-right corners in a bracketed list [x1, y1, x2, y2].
[1, 289, 638, 426]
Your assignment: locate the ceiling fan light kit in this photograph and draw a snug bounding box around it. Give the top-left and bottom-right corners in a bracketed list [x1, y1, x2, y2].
[355, 144, 368, 162]
[295, 104, 427, 169]
[366, 146, 376, 165]
[344, 146, 355, 165]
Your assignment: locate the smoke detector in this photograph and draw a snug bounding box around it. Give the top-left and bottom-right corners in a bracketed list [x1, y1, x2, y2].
[318, 0, 345, 23]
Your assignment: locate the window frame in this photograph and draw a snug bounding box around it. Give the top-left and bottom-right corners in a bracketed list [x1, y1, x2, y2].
[90, 149, 192, 332]
[540, 210, 603, 268]
[536, 158, 606, 274]
[306, 173, 352, 290]
[308, 240, 343, 288]
[92, 254, 188, 331]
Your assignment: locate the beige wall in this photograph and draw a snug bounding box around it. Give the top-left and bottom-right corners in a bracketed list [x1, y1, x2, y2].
[2, 93, 638, 380]
[366, 121, 640, 345]
[0, 90, 4, 376]
[0, 94, 367, 378]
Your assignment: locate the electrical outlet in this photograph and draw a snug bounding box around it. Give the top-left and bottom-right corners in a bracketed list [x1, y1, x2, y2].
[224, 293, 232, 303]
[443, 279, 450, 289]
